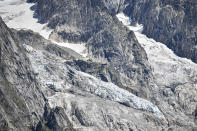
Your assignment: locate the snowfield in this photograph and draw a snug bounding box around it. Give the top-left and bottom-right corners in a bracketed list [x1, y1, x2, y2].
[51, 40, 88, 57]
[0, 0, 87, 57]
[116, 13, 143, 33]
[0, 0, 52, 39]
[116, 13, 197, 88]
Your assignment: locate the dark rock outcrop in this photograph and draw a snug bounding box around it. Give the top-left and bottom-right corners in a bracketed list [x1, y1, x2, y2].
[124, 0, 197, 63]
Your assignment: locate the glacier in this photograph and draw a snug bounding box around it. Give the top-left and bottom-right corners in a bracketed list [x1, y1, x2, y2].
[116, 12, 197, 89]
[1, 1, 196, 130]
[23, 44, 164, 117]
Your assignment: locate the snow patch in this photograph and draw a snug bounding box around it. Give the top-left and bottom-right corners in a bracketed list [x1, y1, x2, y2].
[0, 0, 88, 57]
[116, 13, 143, 33]
[1, 0, 89, 58]
[51, 40, 88, 57]
[0, 0, 52, 39]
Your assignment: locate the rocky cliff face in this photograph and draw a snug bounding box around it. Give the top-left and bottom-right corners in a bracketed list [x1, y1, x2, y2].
[124, 0, 197, 63]
[0, 17, 45, 131]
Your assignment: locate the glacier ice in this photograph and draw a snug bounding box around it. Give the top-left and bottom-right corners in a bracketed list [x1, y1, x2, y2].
[23, 44, 164, 117]
[116, 12, 197, 88]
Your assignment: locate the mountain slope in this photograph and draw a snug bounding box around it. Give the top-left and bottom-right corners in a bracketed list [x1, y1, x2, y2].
[22, 37, 167, 130]
[0, 0, 197, 130]
[117, 12, 197, 131]
[124, 0, 197, 63]
[35, 0, 159, 100]
[0, 17, 45, 131]
[0, 16, 169, 130]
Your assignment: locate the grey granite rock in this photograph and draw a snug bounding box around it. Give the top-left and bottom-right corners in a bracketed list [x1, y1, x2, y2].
[0, 17, 45, 131]
[124, 0, 197, 63]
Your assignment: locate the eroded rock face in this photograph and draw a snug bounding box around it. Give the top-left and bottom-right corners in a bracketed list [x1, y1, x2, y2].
[102, 0, 128, 14]
[35, 0, 157, 100]
[0, 17, 45, 131]
[36, 0, 111, 42]
[124, 0, 197, 63]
